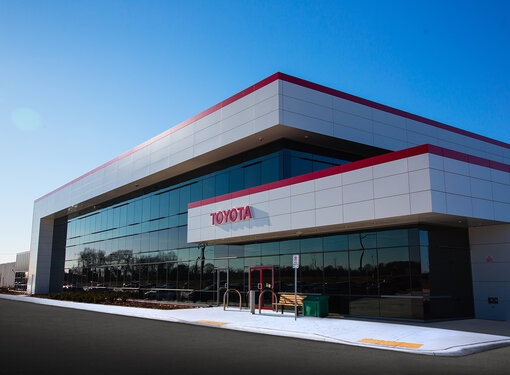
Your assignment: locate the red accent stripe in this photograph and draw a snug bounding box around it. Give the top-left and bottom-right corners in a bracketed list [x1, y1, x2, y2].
[35, 73, 282, 203]
[277, 73, 510, 150]
[36, 72, 509, 203]
[188, 144, 510, 209]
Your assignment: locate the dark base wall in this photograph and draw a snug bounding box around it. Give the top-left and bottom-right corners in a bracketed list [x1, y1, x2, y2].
[49, 217, 67, 294]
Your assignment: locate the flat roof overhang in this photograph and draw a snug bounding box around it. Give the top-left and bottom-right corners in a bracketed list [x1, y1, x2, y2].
[186, 143, 510, 244]
[47, 124, 387, 220]
[37, 72, 509, 221]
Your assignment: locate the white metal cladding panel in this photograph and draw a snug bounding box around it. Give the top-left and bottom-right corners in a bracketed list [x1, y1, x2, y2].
[31, 75, 510, 294]
[32, 77, 510, 224]
[32, 75, 510, 221]
[280, 81, 510, 164]
[188, 153, 510, 243]
[33, 81, 279, 219]
[29, 81, 280, 293]
[469, 224, 510, 321]
[190, 156, 419, 242]
[15, 251, 30, 272]
[425, 157, 510, 221]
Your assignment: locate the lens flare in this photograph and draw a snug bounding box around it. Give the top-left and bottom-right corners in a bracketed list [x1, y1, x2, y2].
[11, 107, 41, 131]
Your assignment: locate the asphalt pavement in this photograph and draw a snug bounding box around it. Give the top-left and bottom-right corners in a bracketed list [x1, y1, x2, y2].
[3, 294, 509, 356]
[1, 298, 509, 375]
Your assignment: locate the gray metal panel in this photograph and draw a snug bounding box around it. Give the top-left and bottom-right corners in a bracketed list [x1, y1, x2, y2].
[0, 262, 15, 288]
[15, 251, 30, 272]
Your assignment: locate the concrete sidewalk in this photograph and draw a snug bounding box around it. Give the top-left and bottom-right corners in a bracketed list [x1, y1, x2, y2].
[2, 293, 509, 356]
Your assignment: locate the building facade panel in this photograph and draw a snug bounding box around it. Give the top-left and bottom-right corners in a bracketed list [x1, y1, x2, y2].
[470, 224, 510, 321]
[0, 262, 15, 288]
[187, 146, 510, 244]
[278, 77, 510, 164]
[28, 73, 510, 321]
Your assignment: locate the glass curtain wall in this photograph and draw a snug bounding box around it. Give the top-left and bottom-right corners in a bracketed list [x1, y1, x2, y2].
[63, 146, 473, 320]
[64, 148, 348, 298]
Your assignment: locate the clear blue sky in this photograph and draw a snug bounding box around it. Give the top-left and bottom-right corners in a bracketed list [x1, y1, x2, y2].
[0, 1, 509, 263]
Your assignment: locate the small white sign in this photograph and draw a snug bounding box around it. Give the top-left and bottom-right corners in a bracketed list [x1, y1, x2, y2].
[293, 254, 300, 269]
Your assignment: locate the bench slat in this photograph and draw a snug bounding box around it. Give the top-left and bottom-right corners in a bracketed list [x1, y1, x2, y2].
[275, 294, 306, 306]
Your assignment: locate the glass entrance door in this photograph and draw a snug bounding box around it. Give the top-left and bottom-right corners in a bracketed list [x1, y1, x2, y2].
[249, 266, 274, 310]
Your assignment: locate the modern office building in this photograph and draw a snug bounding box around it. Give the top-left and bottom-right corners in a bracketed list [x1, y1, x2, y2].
[28, 73, 510, 321]
[0, 251, 30, 290]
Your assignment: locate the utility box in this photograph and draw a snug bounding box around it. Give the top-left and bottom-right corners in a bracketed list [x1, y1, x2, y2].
[303, 296, 329, 317]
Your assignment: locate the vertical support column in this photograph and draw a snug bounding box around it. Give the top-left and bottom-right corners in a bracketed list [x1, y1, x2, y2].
[27, 215, 68, 295]
[49, 217, 68, 293]
[28, 217, 54, 295]
[469, 224, 510, 321]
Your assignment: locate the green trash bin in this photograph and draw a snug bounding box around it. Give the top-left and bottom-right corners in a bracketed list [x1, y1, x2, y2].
[302, 296, 329, 317]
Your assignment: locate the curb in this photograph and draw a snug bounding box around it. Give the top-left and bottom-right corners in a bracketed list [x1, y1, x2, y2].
[2, 294, 510, 357]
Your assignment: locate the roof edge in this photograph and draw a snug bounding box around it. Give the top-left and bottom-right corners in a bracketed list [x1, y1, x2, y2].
[277, 72, 509, 150]
[188, 143, 510, 209]
[36, 72, 509, 203]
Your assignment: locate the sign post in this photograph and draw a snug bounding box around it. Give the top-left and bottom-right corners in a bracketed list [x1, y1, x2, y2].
[292, 254, 299, 321]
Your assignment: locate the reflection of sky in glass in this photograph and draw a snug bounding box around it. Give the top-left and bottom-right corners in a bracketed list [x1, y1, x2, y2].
[420, 247, 430, 274]
[378, 247, 409, 265]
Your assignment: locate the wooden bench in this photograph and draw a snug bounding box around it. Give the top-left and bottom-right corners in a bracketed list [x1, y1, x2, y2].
[273, 294, 307, 314]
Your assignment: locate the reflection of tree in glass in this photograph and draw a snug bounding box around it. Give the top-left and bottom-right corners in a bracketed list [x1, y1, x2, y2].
[78, 248, 105, 267]
[358, 233, 367, 272]
[106, 250, 134, 265]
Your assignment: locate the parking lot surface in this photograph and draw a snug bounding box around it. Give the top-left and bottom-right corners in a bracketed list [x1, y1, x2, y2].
[1, 298, 510, 374]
